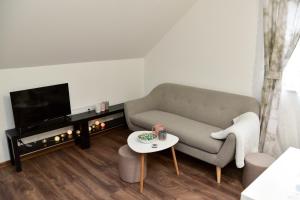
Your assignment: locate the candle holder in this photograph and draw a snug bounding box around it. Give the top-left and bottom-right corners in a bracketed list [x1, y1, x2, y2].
[100, 122, 106, 129]
[91, 125, 96, 132]
[61, 133, 66, 141]
[76, 130, 81, 136]
[158, 129, 167, 141]
[54, 136, 60, 142]
[100, 102, 106, 112]
[67, 130, 73, 139]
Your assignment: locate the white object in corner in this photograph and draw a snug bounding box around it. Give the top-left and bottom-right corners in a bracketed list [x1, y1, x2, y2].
[241, 147, 300, 200]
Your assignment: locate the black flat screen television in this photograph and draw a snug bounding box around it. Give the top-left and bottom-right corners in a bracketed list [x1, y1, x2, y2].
[10, 83, 71, 130]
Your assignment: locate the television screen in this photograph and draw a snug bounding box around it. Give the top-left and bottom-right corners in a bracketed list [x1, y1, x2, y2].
[10, 83, 71, 129]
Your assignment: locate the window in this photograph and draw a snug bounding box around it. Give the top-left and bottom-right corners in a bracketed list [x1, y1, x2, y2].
[282, 39, 300, 92]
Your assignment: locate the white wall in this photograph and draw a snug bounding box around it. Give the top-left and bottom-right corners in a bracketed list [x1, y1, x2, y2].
[0, 58, 144, 162]
[0, 0, 196, 69]
[145, 0, 263, 97]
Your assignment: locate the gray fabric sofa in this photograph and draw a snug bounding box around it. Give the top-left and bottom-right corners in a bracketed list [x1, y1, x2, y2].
[124, 83, 259, 183]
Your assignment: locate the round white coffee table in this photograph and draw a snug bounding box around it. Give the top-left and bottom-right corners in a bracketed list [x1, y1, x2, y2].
[127, 131, 179, 193]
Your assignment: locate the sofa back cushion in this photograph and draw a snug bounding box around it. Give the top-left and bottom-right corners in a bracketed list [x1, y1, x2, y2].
[149, 83, 260, 129]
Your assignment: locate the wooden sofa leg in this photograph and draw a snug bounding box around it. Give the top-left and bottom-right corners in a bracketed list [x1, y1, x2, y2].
[216, 166, 221, 184]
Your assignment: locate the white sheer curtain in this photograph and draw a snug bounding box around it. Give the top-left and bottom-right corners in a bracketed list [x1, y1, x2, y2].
[261, 0, 300, 156]
[278, 40, 300, 154]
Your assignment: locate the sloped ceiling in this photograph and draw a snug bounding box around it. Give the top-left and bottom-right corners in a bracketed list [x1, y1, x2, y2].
[0, 0, 197, 69]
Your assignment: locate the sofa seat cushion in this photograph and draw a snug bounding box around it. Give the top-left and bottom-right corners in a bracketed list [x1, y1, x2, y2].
[130, 110, 224, 154]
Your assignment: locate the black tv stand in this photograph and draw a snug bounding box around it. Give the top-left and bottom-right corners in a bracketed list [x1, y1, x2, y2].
[5, 103, 125, 172]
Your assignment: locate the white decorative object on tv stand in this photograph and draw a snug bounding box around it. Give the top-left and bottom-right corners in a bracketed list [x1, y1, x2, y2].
[95, 103, 101, 113]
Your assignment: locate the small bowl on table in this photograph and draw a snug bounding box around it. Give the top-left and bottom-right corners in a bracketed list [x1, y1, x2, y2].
[137, 132, 157, 144]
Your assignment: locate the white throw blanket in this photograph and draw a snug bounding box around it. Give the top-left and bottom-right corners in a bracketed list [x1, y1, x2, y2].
[210, 112, 260, 168]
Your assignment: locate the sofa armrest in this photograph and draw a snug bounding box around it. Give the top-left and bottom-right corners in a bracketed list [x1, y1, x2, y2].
[216, 133, 236, 168]
[124, 95, 158, 130]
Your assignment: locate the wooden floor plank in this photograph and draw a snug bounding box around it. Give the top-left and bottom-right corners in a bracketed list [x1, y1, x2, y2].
[0, 127, 243, 200]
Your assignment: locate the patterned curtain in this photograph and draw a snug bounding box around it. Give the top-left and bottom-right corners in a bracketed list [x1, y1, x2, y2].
[260, 0, 300, 154]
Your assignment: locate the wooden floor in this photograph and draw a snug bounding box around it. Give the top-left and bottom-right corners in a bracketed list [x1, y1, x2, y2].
[0, 127, 244, 200]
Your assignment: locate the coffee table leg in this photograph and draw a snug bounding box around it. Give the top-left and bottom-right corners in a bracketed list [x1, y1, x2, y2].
[140, 153, 144, 193]
[171, 146, 179, 176]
